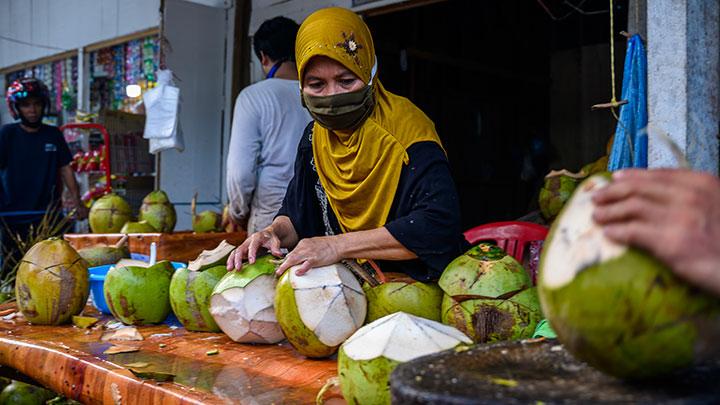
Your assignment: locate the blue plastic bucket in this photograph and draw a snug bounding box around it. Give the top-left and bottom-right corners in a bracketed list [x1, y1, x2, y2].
[88, 261, 186, 314]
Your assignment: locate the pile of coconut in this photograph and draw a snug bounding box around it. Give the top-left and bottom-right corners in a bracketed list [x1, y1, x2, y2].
[88, 191, 176, 234]
[87, 190, 235, 235]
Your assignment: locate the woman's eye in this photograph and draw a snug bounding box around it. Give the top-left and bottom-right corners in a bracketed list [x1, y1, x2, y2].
[339, 78, 356, 87]
[307, 82, 324, 90]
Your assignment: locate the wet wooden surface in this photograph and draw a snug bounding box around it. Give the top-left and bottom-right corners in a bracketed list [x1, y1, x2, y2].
[64, 231, 247, 263]
[0, 303, 336, 404]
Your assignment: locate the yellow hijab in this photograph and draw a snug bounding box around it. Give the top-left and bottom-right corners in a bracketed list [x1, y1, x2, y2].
[296, 7, 443, 233]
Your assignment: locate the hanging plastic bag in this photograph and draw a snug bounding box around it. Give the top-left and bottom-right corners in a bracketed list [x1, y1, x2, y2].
[143, 69, 185, 153]
[608, 35, 647, 171]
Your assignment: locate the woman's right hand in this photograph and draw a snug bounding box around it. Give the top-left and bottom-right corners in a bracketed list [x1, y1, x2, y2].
[227, 228, 284, 271]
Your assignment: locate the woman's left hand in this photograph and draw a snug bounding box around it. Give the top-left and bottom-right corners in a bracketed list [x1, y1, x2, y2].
[275, 235, 342, 276]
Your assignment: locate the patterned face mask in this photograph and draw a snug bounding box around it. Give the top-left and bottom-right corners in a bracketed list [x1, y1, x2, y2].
[302, 85, 374, 131]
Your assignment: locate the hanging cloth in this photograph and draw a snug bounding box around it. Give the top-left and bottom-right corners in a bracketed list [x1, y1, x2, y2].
[608, 34, 648, 171]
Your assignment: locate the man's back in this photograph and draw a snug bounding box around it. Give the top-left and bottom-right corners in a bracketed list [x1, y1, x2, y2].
[0, 123, 72, 220]
[226, 78, 311, 233]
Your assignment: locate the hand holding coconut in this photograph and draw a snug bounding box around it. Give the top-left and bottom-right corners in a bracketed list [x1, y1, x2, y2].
[539, 171, 720, 379]
[226, 217, 294, 271]
[275, 235, 342, 276]
[593, 169, 720, 296]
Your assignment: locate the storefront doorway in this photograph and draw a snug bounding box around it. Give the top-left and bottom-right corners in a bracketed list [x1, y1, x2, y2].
[365, 0, 628, 228]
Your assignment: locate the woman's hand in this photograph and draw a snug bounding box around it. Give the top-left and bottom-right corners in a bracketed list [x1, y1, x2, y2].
[227, 228, 284, 271]
[593, 169, 720, 296]
[275, 235, 342, 276]
[226, 216, 299, 271]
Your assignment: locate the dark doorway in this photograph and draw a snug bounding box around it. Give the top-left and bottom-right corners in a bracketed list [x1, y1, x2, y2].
[365, 0, 628, 230]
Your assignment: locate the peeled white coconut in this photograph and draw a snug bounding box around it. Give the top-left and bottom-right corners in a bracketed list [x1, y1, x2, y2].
[275, 263, 367, 358]
[209, 255, 285, 344]
[339, 312, 472, 404]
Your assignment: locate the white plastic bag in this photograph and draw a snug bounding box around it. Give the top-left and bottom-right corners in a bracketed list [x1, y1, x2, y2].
[143, 69, 185, 153]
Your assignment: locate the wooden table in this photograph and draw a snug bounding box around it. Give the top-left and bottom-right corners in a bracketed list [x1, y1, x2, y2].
[64, 231, 248, 263]
[0, 304, 337, 404]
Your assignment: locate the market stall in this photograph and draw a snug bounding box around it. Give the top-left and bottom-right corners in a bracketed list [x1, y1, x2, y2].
[1, 0, 719, 403]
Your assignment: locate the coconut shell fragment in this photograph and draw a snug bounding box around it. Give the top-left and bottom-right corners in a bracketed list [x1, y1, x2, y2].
[72, 315, 99, 329]
[188, 240, 236, 272]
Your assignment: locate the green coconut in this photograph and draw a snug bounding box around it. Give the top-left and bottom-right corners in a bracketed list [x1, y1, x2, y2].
[363, 273, 443, 323]
[275, 263, 367, 358]
[221, 204, 236, 233]
[539, 173, 720, 380]
[77, 246, 129, 267]
[0, 381, 54, 405]
[170, 265, 227, 332]
[139, 190, 176, 233]
[15, 238, 89, 325]
[338, 312, 472, 405]
[120, 220, 157, 233]
[438, 243, 542, 343]
[191, 193, 222, 233]
[88, 193, 132, 233]
[441, 286, 542, 343]
[580, 155, 609, 176]
[193, 211, 222, 233]
[77, 235, 130, 267]
[538, 169, 585, 223]
[104, 260, 174, 325]
[209, 255, 285, 343]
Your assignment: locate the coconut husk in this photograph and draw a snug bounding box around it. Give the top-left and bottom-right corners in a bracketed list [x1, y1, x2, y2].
[115, 259, 152, 269]
[104, 345, 140, 355]
[72, 316, 99, 329]
[188, 240, 236, 271]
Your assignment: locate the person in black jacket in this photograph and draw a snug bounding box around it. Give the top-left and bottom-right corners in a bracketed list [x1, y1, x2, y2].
[1, 78, 85, 270]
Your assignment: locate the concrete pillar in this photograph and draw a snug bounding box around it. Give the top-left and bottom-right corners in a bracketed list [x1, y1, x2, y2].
[77, 47, 90, 112]
[647, 0, 719, 174]
[628, 0, 647, 40]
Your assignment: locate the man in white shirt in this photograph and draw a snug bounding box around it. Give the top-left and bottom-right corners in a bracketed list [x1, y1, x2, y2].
[226, 17, 311, 233]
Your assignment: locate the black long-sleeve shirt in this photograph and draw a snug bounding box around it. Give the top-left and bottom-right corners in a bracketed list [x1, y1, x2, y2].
[277, 123, 468, 281]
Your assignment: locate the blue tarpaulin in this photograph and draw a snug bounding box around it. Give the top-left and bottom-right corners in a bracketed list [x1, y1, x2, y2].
[608, 34, 648, 171]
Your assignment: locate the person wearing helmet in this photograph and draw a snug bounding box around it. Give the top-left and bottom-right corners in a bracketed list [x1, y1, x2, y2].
[1, 78, 86, 271]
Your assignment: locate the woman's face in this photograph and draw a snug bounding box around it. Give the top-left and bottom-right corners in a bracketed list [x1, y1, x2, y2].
[302, 56, 365, 97]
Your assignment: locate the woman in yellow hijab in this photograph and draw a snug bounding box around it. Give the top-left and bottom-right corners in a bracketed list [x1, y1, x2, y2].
[228, 7, 466, 281]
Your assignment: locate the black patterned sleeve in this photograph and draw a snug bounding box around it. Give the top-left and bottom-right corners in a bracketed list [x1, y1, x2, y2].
[383, 141, 468, 279]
